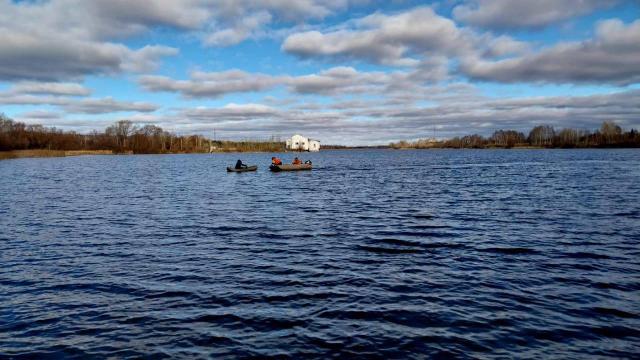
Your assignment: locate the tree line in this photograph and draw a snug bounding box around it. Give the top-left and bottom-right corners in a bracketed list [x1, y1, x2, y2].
[0, 114, 284, 153]
[3, 113, 638, 153]
[390, 121, 640, 149]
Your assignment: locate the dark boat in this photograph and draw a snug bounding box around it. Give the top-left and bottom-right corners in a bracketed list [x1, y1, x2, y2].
[227, 165, 258, 172]
[269, 164, 312, 172]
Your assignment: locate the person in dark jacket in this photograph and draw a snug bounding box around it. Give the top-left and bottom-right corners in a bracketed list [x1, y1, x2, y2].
[235, 159, 247, 169]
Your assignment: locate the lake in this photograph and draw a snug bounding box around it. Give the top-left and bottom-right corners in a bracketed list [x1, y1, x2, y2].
[1, 149, 639, 358]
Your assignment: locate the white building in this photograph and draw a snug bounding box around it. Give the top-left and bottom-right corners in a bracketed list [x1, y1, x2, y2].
[286, 134, 320, 152]
[308, 139, 320, 152]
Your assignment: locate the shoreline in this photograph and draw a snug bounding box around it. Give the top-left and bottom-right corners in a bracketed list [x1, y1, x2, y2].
[0, 149, 117, 161]
[3, 146, 638, 161]
[0, 149, 300, 160]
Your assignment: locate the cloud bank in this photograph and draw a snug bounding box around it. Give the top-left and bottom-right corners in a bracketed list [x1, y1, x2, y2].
[1, 1, 638, 144]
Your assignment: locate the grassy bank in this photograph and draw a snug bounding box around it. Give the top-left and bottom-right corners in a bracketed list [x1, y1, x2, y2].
[0, 146, 287, 161]
[0, 149, 115, 160]
[64, 150, 114, 156]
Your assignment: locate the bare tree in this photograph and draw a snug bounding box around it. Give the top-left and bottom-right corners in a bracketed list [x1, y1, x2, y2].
[528, 125, 555, 147]
[600, 121, 622, 144]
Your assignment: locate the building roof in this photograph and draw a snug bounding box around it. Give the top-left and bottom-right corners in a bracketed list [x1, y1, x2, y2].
[289, 134, 320, 143]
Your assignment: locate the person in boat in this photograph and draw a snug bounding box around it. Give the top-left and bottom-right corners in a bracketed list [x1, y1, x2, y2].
[292, 157, 301, 165]
[271, 156, 283, 165]
[235, 159, 248, 169]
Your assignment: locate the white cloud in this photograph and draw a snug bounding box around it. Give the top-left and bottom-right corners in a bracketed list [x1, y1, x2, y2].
[121, 46, 180, 73]
[0, 0, 212, 40]
[0, 91, 159, 115]
[182, 103, 280, 122]
[178, 0, 363, 47]
[288, 67, 389, 94]
[453, 0, 617, 30]
[16, 110, 62, 120]
[461, 19, 640, 84]
[138, 63, 451, 99]
[139, 70, 282, 98]
[8, 82, 91, 96]
[282, 7, 472, 66]
[0, 28, 178, 81]
[483, 36, 531, 57]
[0, 1, 187, 80]
[204, 11, 273, 46]
[60, 97, 159, 114]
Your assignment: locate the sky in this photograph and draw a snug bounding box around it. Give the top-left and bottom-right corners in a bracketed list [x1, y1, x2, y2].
[0, 0, 639, 145]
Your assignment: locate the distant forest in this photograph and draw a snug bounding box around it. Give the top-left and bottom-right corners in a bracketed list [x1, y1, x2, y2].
[390, 121, 640, 149]
[2, 113, 639, 155]
[0, 113, 283, 153]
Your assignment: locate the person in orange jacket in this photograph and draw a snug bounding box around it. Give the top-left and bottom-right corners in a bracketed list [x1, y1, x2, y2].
[271, 156, 282, 165]
[292, 157, 301, 165]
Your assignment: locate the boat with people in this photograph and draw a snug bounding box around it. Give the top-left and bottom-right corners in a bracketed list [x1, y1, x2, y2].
[227, 157, 312, 172]
[227, 165, 257, 172]
[269, 156, 312, 171]
[269, 163, 312, 172]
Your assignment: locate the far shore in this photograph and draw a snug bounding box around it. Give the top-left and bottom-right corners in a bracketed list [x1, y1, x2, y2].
[0, 149, 116, 161]
[0, 149, 274, 161]
[0, 148, 330, 161]
[2, 117, 637, 160]
[4, 146, 639, 161]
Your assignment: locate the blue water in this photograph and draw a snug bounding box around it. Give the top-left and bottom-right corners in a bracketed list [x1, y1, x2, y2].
[1, 149, 639, 358]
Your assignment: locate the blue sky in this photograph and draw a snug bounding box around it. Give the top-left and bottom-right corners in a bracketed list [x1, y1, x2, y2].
[1, 0, 639, 145]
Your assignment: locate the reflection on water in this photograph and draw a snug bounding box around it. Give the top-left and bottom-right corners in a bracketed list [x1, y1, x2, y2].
[1, 149, 639, 358]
